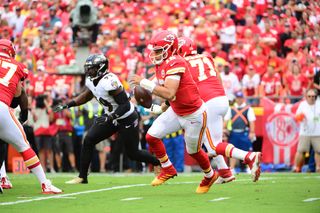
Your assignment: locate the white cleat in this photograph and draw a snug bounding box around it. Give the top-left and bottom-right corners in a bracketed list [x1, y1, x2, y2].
[41, 180, 63, 194]
[1, 176, 13, 189]
[250, 152, 262, 182]
[214, 175, 236, 184]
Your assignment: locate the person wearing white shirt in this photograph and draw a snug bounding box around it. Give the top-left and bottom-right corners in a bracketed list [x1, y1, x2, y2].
[220, 64, 241, 102]
[293, 89, 320, 172]
[242, 65, 260, 106]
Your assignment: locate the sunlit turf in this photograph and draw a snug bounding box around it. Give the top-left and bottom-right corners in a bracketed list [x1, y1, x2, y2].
[0, 172, 319, 213]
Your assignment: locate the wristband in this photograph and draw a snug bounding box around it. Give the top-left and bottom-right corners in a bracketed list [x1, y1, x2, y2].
[67, 100, 76, 108]
[140, 79, 156, 93]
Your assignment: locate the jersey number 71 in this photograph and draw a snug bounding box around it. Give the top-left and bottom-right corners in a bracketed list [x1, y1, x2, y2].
[189, 56, 217, 81]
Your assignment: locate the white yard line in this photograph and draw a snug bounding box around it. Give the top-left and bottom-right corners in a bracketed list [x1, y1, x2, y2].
[121, 197, 143, 201]
[209, 197, 231, 202]
[0, 184, 147, 206]
[303, 198, 320, 202]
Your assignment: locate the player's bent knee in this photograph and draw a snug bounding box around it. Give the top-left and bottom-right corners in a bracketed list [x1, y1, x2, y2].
[145, 133, 160, 146]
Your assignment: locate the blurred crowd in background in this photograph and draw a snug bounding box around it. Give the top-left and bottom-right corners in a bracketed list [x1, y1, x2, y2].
[1, 0, 320, 173]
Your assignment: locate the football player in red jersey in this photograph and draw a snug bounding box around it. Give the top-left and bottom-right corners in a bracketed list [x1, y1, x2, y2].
[178, 37, 262, 183]
[0, 39, 62, 194]
[130, 30, 218, 194]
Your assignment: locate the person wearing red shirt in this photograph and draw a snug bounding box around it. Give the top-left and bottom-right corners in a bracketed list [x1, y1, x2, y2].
[284, 63, 309, 103]
[130, 30, 218, 194]
[178, 37, 261, 183]
[260, 65, 282, 100]
[0, 39, 61, 194]
[249, 46, 268, 76]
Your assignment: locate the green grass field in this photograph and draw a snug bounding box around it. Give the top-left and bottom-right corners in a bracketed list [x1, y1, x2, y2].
[0, 172, 319, 213]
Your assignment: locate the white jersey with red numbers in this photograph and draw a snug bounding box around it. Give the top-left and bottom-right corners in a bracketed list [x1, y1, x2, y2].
[0, 55, 28, 106]
[185, 53, 225, 102]
[155, 55, 202, 116]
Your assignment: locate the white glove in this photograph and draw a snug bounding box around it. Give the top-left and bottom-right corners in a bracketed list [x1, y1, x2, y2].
[145, 104, 163, 115]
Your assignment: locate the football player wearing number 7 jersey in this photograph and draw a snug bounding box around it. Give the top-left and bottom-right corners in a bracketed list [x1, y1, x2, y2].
[178, 37, 262, 183]
[0, 39, 62, 194]
[54, 54, 160, 184]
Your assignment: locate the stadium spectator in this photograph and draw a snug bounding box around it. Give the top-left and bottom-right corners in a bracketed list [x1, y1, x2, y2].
[293, 89, 320, 172]
[242, 65, 260, 106]
[259, 65, 282, 101]
[220, 63, 241, 101]
[284, 62, 309, 103]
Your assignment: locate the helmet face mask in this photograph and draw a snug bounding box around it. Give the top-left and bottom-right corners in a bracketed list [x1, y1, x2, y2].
[178, 37, 197, 57]
[0, 39, 16, 58]
[148, 31, 178, 65]
[84, 54, 109, 80]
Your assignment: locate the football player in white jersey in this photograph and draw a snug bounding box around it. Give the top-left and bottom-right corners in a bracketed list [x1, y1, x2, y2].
[54, 54, 160, 184]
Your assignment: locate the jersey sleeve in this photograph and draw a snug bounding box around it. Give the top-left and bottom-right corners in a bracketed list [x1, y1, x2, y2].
[102, 73, 123, 92]
[18, 63, 28, 80]
[165, 57, 186, 77]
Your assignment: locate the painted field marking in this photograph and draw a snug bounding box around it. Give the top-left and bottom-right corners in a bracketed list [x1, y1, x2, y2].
[121, 197, 143, 201]
[209, 197, 231, 202]
[303, 198, 320, 202]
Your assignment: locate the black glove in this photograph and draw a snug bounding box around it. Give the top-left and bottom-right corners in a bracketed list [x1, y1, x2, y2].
[53, 104, 68, 112]
[19, 109, 28, 124]
[94, 114, 113, 125]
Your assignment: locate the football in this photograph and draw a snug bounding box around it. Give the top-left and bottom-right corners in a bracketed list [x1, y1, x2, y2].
[134, 86, 152, 108]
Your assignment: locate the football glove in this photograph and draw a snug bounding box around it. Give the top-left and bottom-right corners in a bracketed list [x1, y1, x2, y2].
[53, 104, 68, 112]
[145, 104, 163, 115]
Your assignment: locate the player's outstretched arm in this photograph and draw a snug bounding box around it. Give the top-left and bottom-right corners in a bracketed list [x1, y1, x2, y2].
[53, 87, 94, 112]
[129, 74, 179, 101]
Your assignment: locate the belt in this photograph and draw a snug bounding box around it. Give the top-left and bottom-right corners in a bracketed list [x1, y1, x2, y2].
[165, 129, 183, 139]
[232, 129, 247, 133]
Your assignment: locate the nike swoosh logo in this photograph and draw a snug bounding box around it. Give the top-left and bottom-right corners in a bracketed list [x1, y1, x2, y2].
[125, 125, 131, 128]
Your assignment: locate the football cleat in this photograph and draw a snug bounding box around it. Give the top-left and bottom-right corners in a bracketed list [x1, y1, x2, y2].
[244, 152, 262, 182]
[151, 165, 177, 186]
[65, 177, 88, 184]
[41, 180, 62, 194]
[153, 165, 161, 176]
[196, 171, 219, 194]
[214, 168, 235, 184]
[1, 176, 13, 189]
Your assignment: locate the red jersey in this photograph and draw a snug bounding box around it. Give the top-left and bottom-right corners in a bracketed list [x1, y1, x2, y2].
[155, 55, 202, 116]
[261, 73, 281, 96]
[0, 55, 28, 106]
[185, 54, 225, 102]
[285, 74, 309, 96]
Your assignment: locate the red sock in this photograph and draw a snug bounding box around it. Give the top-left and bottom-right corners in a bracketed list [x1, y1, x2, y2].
[218, 168, 232, 178]
[20, 148, 40, 169]
[146, 133, 167, 159]
[190, 149, 211, 172]
[216, 142, 234, 158]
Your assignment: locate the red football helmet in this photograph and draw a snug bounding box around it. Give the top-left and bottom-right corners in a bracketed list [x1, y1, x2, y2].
[148, 30, 178, 65]
[178, 37, 197, 57]
[0, 39, 16, 58]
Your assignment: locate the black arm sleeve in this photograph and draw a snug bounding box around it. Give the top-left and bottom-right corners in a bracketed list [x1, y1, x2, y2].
[109, 89, 130, 119]
[10, 97, 20, 108]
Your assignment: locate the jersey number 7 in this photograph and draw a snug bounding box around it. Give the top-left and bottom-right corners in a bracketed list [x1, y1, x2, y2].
[0, 60, 18, 87]
[189, 56, 217, 81]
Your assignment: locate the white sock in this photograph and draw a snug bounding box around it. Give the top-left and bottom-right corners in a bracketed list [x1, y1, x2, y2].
[213, 155, 229, 169]
[230, 147, 248, 160]
[30, 165, 47, 184]
[161, 159, 172, 168]
[204, 169, 214, 178]
[0, 161, 7, 177]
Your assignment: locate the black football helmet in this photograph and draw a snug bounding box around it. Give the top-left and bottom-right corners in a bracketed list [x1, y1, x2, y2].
[84, 54, 109, 80]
